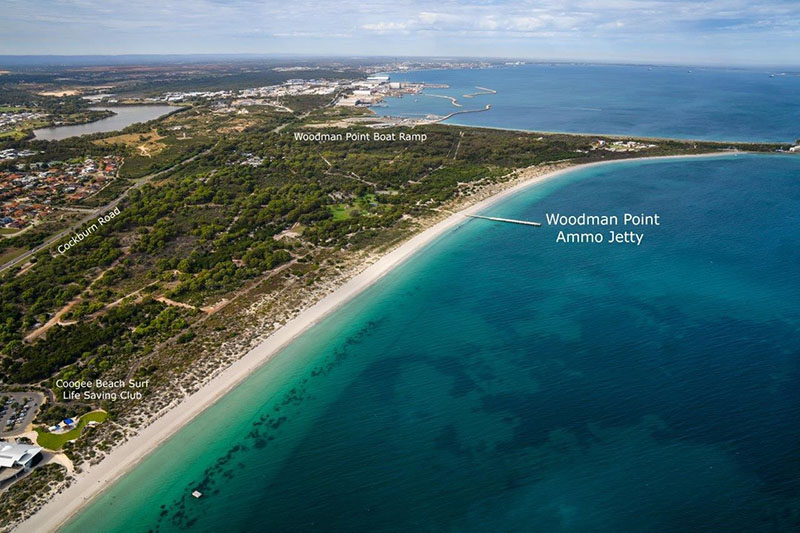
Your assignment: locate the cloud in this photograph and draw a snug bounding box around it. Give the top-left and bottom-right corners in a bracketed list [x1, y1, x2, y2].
[356, 0, 800, 37]
[1, 0, 799, 64]
[360, 9, 582, 36]
[361, 21, 411, 33]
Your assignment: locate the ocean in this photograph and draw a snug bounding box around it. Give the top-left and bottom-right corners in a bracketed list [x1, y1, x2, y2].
[373, 64, 800, 143]
[63, 153, 800, 532]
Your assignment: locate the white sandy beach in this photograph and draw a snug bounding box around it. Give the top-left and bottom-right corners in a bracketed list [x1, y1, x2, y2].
[16, 152, 730, 533]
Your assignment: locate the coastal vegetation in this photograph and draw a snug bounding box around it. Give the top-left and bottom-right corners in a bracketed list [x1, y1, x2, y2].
[0, 64, 792, 527]
[0, 463, 67, 528]
[0, 92, 785, 390]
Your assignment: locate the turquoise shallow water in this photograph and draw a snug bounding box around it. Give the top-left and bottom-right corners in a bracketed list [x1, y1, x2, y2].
[374, 64, 800, 142]
[65, 154, 800, 532]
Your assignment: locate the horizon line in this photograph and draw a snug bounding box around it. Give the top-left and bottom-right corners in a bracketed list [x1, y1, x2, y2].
[0, 53, 798, 71]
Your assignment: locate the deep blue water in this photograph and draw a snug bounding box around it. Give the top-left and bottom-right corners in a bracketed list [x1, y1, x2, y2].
[64, 154, 800, 532]
[374, 64, 800, 142]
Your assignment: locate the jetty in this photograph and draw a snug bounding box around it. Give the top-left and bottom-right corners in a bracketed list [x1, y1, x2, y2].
[434, 104, 491, 123]
[465, 214, 541, 227]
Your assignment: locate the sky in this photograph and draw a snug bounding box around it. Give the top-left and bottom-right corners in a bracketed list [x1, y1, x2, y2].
[2, 0, 800, 66]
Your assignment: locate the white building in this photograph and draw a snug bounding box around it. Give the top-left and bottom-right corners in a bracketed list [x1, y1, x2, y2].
[0, 442, 43, 486]
[0, 442, 42, 468]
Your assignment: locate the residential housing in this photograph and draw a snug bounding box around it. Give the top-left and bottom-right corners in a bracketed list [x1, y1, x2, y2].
[0, 156, 121, 229]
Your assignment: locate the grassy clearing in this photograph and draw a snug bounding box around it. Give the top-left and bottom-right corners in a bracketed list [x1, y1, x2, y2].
[0, 129, 28, 141]
[35, 410, 108, 450]
[94, 130, 166, 156]
[0, 227, 21, 235]
[0, 246, 26, 265]
[119, 133, 212, 179]
[330, 204, 356, 221]
[329, 194, 379, 220]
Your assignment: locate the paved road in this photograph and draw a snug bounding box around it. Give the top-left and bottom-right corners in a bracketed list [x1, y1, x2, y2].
[0, 147, 212, 273]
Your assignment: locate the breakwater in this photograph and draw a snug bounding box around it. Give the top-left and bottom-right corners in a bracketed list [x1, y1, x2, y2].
[463, 86, 497, 98]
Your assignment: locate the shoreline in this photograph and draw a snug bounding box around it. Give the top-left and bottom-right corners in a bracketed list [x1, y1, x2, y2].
[372, 100, 791, 146]
[16, 151, 736, 533]
[437, 120, 793, 145]
[425, 119, 795, 146]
